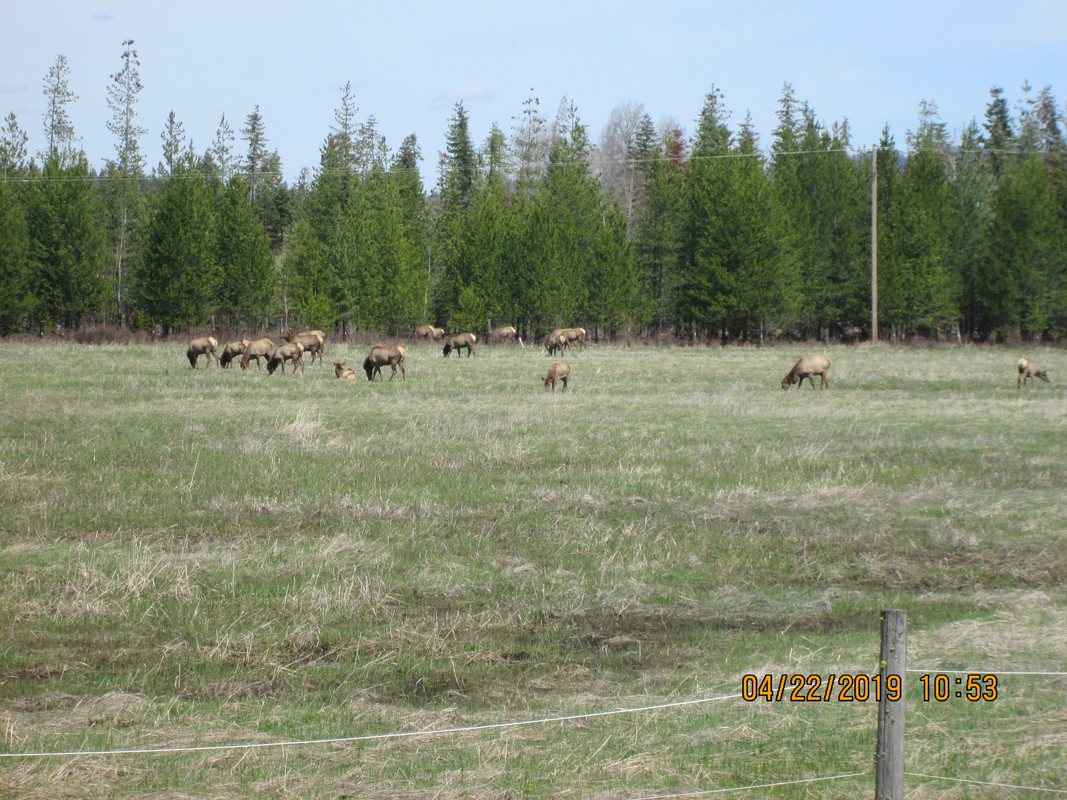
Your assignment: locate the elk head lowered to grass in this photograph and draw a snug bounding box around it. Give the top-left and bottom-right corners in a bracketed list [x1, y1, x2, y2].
[239, 338, 274, 370]
[187, 336, 220, 368]
[781, 355, 831, 391]
[364, 345, 407, 381]
[543, 361, 571, 392]
[267, 341, 305, 375]
[219, 339, 250, 368]
[442, 332, 477, 358]
[1017, 357, 1050, 388]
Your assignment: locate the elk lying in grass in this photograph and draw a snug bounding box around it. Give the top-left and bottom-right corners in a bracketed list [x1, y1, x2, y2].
[334, 362, 358, 380]
[1018, 357, 1050, 388]
[268, 342, 305, 375]
[492, 325, 518, 344]
[543, 362, 571, 392]
[443, 332, 477, 357]
[187, 336, 220, 368]
[364, 345, 407, 381]
[281, 330, 325, 365]
[781, 355, 831, 390]
[415, 324, 445, 342]
[220, 339, 250, 368]
[239, 338, 274, 370]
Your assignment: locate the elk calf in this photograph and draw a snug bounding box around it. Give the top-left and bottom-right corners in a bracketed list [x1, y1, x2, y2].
[334, 362, 358, 380]
[543, 362, 571, 392]
[1018, 357, 1050, 388]
[781, 355, 831, 390]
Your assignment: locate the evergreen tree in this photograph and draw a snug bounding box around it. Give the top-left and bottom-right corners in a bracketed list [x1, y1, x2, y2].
[23, 154, 110, 330]
[0, 113, 30, 173]
[103, 40, 147, 324]
[982, 86, 1015, 180]
[132, 155, 219, 334]
[41, 55, 78, 163]
[952, 121, 995, 337]
[0, 178, 31, 333]
[158, 111, 188, 175]
[209, 113, 237, 182]
[214, 175, 277, 329]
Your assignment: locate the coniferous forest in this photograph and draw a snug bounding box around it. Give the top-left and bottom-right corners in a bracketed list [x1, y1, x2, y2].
[2, 48, 1066, 344]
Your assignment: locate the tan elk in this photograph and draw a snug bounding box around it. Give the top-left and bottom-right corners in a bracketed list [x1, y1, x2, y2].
[544, 334, 568, 356]
[187, 336, 219, 368]
[334, 362, 358, 380]
[239, 338, 274, 370]
[364, 345, 407, 381]
[219, 339, 249, 368]
[415, 324, 445, 342]
[268, 342, 305, 375]
[781, 355, 831, 390]
[492, 325, 518, 344]
[281, 330, 325, 365]
[1017, 357, 1050, 388]
[443, 332, 477, 357]
[543, 362, 571, 392]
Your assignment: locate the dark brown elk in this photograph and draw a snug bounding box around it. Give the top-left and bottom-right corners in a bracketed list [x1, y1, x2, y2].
[268, 342, 305, 375]
[239, 338, 274, 370]
[492, 325, 518, 344]
[281, 329, 325, 365]
[781, 355, 831, 390]
[1018, 357, 1050, 388]
[543, 362, 571, 392]
[334, 362, 358, 380]
[415, 324, 445, 342]
[187, 336, 220, 368]
[219, 339, 249, 368]
[443, 332, 477, 357]
[364, 345, 407, 381]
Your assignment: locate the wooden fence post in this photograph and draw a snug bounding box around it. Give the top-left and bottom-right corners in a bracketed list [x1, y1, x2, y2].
[875, 609, 906, 800]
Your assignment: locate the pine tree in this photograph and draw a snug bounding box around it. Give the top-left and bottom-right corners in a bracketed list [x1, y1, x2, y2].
[214, 175, 277, 329]
[241, 105, 270, 201]
[0, 178, 31, 333]
[158, 111, 188, 175]
[103, 40, 147, 324]
[23, 154, 110, 330]
[0, 113, 30, 173]
[41, 55, 78, 163]
[132, 155, 219, 334]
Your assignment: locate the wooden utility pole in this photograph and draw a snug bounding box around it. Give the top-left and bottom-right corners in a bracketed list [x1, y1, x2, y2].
[875, 609, 906, 800]
[871, 146, 879, 343]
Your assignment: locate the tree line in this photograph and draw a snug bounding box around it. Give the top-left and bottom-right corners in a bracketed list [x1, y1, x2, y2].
[1, 48, 1065, 344]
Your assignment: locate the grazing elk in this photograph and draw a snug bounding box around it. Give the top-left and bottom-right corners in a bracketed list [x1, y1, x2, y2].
[239, 338, 274, 370]
[219, 339, 250, 368]
[334, 362, 358, 380]
[281, 329, 325, 365]
[543, 362, 571, 392]
[187, 336, 220, 368]
[1017, 357, 1050, 388]
[548, 327, 587, 350]
[544, 334, 568, 356]
[443, 332, 477, 358]
[492, 325, 518, 344]
[364, 345, 407, 381]
[415, 324, 445, 342]
[267, 342, 305, 375]
[781, 355, 831, 391]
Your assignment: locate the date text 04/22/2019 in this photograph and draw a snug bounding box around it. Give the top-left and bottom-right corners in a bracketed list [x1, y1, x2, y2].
[741, 673, 1000, 702]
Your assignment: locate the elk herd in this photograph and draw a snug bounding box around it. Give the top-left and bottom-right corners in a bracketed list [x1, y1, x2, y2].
[188, 329, 1053, 394]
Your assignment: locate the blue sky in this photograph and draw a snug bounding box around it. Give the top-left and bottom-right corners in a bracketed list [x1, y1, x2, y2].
[3, 0, 1066, 184]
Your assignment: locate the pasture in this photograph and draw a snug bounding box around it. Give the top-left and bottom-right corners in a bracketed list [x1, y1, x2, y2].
[1, 341, 1064, 798]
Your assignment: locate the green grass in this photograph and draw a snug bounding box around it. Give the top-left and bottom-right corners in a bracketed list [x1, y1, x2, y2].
[1, 341, 1065, 798]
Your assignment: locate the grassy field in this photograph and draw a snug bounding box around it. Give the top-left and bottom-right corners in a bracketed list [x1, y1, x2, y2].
[0, 340, 1064, 799]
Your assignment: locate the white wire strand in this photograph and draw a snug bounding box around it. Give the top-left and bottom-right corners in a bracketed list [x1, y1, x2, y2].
[0, 692, 743, 760]
[905, 771, 1067, 795]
